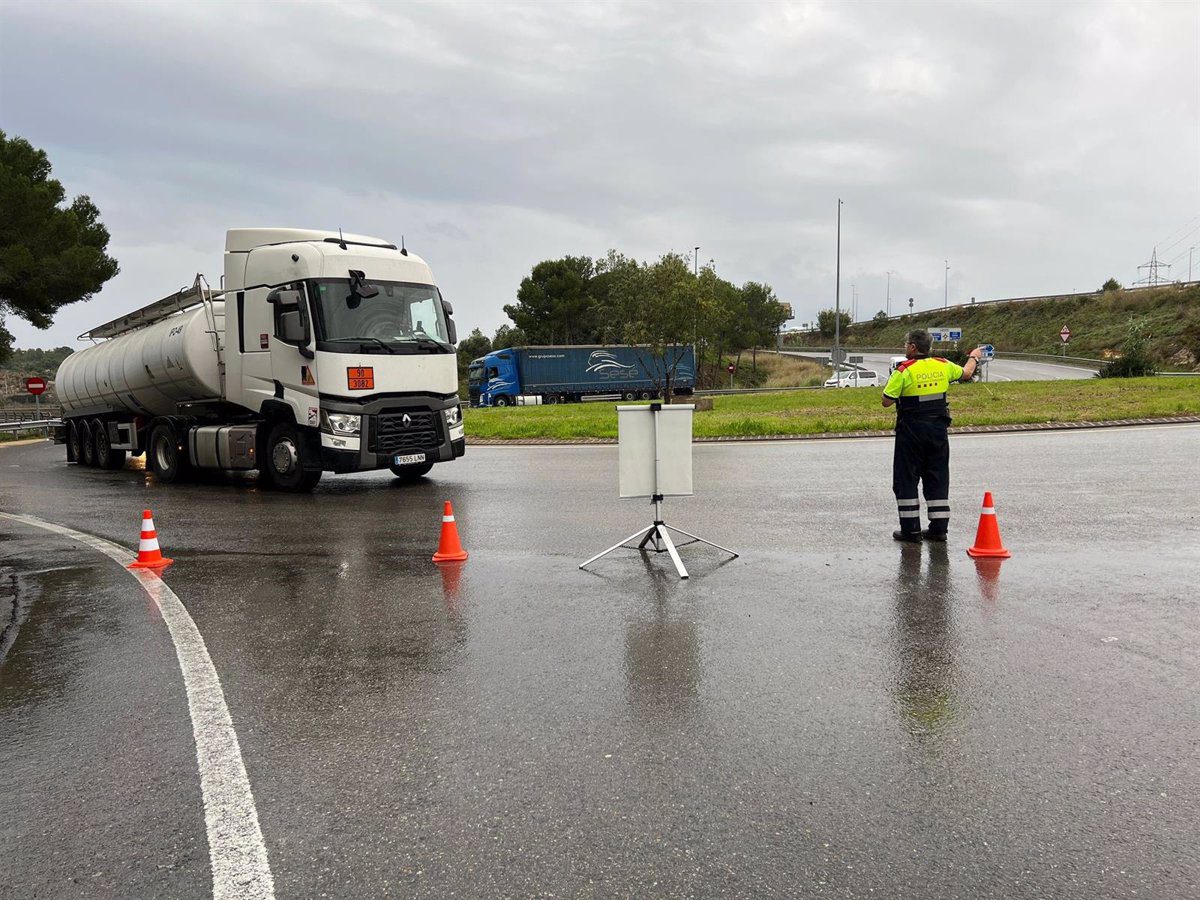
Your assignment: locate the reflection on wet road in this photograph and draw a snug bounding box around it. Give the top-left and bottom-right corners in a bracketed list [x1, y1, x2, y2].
[2, 425, 1199, 898]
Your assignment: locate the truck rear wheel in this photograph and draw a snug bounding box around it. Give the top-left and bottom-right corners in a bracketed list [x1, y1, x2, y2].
[149, 422, 192, 483]
[78, 421, 97, 466]
[93, 420, 127, 470]
[262, 423, 322, 492]
[389, 461, 434, 481]
[68, 420, 85, 463]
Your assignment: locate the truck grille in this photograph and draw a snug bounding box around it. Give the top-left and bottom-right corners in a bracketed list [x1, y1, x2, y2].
[370, 410, 443, 455]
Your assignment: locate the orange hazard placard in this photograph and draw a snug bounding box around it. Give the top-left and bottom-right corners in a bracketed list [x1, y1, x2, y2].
[347, 366, 374, 390]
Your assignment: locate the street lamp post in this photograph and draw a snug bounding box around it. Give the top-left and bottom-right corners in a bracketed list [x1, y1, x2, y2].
[886, 270, 895, 317]
[944, 260, 950, 309]
[1190, 245, 1197, 282]
[834, 199, 842, 385]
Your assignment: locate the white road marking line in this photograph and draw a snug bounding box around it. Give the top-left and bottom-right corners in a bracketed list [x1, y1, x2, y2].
[0, 512, 275, 900]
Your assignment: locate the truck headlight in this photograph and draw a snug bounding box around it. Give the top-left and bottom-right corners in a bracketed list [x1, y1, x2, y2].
[444, 405, 462, 427]
[321, 411, 361, 435]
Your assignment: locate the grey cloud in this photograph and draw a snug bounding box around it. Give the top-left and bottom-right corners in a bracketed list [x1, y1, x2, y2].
[1, 0, 1196, 349]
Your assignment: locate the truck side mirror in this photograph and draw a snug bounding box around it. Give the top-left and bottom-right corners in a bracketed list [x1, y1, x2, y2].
[441, 299, 456, 344]
[278, 309, 307, 344]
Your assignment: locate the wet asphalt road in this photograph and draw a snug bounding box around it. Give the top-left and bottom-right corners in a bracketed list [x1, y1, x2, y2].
[2, 425, 1198, 899]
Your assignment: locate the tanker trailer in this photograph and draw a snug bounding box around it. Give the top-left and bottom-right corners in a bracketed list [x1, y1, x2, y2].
[57, 227, 465, 492]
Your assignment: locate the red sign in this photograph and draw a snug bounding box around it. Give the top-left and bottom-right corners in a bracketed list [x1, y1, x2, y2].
[727, 364, 736, 373]
[25, 377, 47, 396]
[1060, 325, 1071, 343]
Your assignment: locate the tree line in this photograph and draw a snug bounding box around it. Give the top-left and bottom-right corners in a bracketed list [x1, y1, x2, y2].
[458, 251, 790, 391]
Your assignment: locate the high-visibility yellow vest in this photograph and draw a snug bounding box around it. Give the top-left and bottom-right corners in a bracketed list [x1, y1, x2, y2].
[883, 356, 964, 416]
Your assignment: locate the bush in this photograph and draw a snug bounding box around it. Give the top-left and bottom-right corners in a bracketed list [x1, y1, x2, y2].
[872, 310, 889, 325]
[1101, 277, 1121, 292]
[1096, 317, 1156, 378]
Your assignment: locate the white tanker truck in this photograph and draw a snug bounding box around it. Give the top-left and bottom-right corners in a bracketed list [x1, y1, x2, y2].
[56, 227, 465, 492]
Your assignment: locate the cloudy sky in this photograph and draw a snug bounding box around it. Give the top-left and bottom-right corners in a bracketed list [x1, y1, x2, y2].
[2, 0, 1197, 350]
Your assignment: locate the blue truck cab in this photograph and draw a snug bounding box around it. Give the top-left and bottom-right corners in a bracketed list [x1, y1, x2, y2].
[468, 345, 695, 407]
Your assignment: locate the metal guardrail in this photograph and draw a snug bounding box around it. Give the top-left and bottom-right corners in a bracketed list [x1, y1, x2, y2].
[0, 419, 60, 435]
[0, 406, 63, 421]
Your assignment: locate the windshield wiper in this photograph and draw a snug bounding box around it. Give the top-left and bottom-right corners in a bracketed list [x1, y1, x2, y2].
[338, 336, 396, 354]
[413, 336, 452, 352]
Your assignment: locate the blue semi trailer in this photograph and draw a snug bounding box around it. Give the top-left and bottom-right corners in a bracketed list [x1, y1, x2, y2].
[468, 345, 696, 406]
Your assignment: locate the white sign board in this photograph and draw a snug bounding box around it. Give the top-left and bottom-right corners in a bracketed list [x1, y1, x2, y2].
[617, 405, 694, 498]
[981, 344, 995, 360]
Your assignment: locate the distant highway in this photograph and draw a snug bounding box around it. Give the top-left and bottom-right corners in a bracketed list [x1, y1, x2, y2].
[781, 350, 1097, 382]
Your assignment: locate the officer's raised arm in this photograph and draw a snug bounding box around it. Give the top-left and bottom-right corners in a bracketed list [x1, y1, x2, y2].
[960, 346, 984, 382]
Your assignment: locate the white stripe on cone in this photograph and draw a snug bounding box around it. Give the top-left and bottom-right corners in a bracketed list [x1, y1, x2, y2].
[442, 515, 454, 523]
[981, 507, 995, 515]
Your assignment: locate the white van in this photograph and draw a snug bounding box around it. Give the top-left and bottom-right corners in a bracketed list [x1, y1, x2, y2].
[824, 370, 881, 388]
[889, 356, 907, 374]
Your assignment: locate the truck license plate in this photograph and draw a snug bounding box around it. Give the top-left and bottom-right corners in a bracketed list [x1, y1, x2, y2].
[394, 453, 426, 466]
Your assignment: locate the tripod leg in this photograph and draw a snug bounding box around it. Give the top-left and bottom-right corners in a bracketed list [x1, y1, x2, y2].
[665, 526, 739, 558]
[580, 526, 655, 570]
[656, 525, 689, 579]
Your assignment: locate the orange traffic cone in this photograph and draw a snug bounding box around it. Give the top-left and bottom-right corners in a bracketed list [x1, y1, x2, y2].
[432, 501, 468, 563]
[129, 509, 174, 570]
[967, 491, 1011, 559]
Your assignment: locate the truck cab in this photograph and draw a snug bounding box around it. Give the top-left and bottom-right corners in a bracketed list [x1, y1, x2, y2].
[469, 350, 518, 407]
[222, 229, 465, 485]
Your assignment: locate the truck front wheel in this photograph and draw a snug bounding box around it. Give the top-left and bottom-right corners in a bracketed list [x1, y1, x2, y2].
[93, 420, 127, 470]
[149, 423, 192, 483]
[493, 395, 510, 407]
[262, 423, 322, 492]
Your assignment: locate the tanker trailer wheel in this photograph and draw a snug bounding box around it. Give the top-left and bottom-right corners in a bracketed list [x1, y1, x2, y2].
[262, 423, 322, 493]
[78, 421, 97, 466]
[639, 391, 652, 400]
[67, 420, 85, 464]
[149, 422, 192, 483]
[622, 391, 636, 401]
[93, 419, 127, 470]
[389, 460, 434, 482]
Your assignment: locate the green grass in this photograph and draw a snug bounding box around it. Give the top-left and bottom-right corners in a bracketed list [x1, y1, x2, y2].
[464, 377, 1200, 440]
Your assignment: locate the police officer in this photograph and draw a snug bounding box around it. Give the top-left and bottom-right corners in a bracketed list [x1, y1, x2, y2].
[881, 330, 982, 542]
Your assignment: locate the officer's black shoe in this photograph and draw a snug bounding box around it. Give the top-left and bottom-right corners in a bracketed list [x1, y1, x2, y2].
[921, 530, 948, 543]
[893, 530, 923, 543]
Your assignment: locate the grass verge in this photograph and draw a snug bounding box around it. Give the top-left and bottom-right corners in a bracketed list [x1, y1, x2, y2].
[464, 377, 1200, 441]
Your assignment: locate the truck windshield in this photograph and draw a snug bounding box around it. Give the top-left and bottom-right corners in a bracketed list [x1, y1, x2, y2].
[309, 279, 451, 351]
[467, 361, 484, 384]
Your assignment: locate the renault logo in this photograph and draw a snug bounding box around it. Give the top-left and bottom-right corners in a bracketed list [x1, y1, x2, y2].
[402, 414, 412, 426]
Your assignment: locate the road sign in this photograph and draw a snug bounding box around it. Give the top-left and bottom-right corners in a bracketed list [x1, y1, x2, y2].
[25, 377, 47, 396]
[829, 348, 847, 365]
[1060, 325, 1071, 343]
[948, 328, 963, 341]
[981, 344, 995, 360]
[848, 355, 864, 363]
[726, 363, 736, 373]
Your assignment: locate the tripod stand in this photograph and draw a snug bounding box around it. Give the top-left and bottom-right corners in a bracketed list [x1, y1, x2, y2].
[579, 493, 738, 579]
